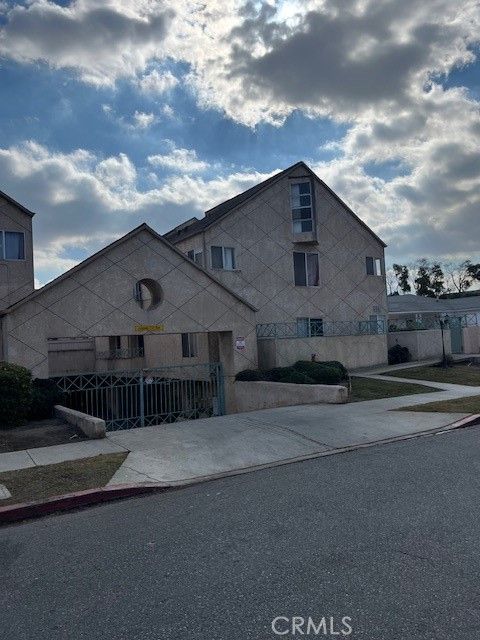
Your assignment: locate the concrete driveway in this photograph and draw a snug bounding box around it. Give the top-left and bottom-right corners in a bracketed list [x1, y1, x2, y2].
[107, 379, 479, 485]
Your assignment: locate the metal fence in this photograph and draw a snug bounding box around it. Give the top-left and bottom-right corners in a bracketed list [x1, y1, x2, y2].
[256, 319, 386, 339]
[52, 363, 225, 431]
[388, 313, 480, 333]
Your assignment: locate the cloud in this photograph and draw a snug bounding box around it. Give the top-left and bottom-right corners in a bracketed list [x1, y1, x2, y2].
[132, 111, 157, 129]
[148, 141, 208, 173]
[138, 69, 179, 94]
[0, 140, 271, 284]
[0, 0, 173, 86]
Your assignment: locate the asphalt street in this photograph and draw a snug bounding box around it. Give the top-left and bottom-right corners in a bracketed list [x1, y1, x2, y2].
[2, 426, 480, 639]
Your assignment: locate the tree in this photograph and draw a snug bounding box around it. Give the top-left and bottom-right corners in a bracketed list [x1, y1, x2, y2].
[414, 259, 445, 297]
[392, 264, 411, 294]
[443, 260, 480, 294]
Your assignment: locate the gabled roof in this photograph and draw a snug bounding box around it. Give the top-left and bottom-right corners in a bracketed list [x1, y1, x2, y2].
[164, 161, 387, 247]
[1, 223, 257, 315]
[0, 189, 36, 217]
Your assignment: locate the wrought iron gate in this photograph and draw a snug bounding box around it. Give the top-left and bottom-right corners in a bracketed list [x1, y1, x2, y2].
[52, 363, 225, 431]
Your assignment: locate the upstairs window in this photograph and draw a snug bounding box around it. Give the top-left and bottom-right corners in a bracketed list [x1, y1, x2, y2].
[291, 181, 313, 233]
[182, 333, 197, 358]
[211, 246, 235, 270]
[293, 251, 319, 286]
[366, 256, 382, 276]
[0, 231, 25, 260]
[187, 248, 203, 266]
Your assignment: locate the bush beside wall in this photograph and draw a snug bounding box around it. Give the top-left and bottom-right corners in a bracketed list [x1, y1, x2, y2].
[29, 379, 64, 420]
[235, 360, 349, 385]
[0, 363, 32, 428]
[388, 345, 411, 365]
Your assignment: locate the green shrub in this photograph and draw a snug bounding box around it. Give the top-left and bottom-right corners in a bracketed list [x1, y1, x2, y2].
[322, 361, 349, 380]
[235, 369, 267, 382]
[293, 360, 344, 384]
[0, 362, 32, 428]
[278, 370, 315, 385]
[29, 378, 64, 420]
[263, 367, 294, 382]
[388, 344, 411, 365]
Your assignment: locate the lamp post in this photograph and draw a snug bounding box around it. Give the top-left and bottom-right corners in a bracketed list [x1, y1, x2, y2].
[439, 314, 449, 369]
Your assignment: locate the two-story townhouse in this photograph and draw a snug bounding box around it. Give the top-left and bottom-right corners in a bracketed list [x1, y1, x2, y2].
[165, 162, 388, 369]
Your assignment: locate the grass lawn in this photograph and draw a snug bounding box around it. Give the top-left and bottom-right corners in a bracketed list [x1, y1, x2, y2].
[350, 376, 439, 402]
[397, 395, 480, 414]
[0, 452, 127, 507]
[0, 418, 87, 453]
[384, 364, 480, 386]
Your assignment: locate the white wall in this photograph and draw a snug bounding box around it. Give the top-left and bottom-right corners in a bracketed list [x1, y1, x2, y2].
[388, 329, 452, 361]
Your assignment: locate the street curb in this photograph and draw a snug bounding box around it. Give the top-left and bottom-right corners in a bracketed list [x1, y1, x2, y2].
[0, 482, 171, 525]
[2, 413, 479, 526]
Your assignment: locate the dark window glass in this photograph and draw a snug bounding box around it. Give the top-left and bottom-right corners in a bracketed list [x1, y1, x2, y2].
[211, 246, 223, 269]
[293, 252, 307, 286]
[4, 232, 25, 260]
[366, 256, 375, 275]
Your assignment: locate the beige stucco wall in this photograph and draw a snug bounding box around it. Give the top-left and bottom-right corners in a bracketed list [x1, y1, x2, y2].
[463, 326, 480, 354]
[0, 195, 34, 310]
[175, 166, 387, 327]
[2, 228, 257, 380]
[258, 334, 387, 371]
[235, 380, 348, 412]
[388, 330, 452, 361]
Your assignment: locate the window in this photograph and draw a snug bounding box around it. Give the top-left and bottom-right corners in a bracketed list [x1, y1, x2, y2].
[369, 314, 386, 334]
[211, 246, 235, 270]
[187, 249, 203, 266]
[133, 279, 162, 310]
[129, 335, 145, 356]
[293, 251, 319, 286]
[297, 317, 324, 337]
[291, 181, 313, 233]
[366, 256, 382, 276]
[181, 333, 197, 358]
[109, 336, 122, 354]
[0, 231, 25, 260]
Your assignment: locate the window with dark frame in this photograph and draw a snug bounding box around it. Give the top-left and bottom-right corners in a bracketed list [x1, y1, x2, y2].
[291, 181, 314, 233]
[0, 231, 25, 260]
[181, 333, 197, 358]
[211, 246, 235, 270]
[293, 251, 319, 286]
[366, 256, 382, 276]
[187, 249, 204, 266]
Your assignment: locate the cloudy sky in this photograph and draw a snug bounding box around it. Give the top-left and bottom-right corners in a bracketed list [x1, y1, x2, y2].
[0, 0, 479, 285]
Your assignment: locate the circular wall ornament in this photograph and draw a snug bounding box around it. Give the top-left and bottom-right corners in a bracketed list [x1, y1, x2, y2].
[133, 278, 162, 311]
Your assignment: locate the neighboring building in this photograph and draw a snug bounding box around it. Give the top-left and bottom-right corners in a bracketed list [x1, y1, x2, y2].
[387, 294, 480, 358]
[0, 189, 35, 311]
[166, 162, 388, 370]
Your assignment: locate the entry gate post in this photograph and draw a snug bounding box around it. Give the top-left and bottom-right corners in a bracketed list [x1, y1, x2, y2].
[139, 371, 145, 428]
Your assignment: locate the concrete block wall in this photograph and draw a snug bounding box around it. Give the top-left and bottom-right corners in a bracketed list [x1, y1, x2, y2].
[388, 329, 452, 361]
[258, 334, 388, 371]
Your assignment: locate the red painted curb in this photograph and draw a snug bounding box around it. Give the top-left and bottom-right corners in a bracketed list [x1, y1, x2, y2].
[0, 482, 169, 525]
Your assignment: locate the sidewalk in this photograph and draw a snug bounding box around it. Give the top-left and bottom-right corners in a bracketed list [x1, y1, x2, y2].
[1, 372, 479, 484]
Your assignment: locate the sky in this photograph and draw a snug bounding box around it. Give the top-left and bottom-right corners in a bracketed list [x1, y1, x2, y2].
[0, 0, 479, 286]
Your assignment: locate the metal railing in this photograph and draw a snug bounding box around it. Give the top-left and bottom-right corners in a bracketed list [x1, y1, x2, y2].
[256, 319, 386, 339]
[388, 313, 480, 333]
[96, 347, 145, 360]
[52, 363, 225, 431]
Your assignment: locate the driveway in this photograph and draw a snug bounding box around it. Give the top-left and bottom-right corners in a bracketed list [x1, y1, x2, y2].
[107, 378, 479, 485]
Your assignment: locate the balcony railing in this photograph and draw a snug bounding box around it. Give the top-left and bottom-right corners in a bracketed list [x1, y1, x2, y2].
[256, 319, 386, 340]
[96, 347, 145, 360]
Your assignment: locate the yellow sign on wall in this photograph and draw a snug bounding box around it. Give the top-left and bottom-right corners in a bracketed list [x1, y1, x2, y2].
[134, 324, 165, 333]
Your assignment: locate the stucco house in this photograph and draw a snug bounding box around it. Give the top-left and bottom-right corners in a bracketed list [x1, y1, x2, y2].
[0, 161, 388, 417]
[165, 161, 388, 370]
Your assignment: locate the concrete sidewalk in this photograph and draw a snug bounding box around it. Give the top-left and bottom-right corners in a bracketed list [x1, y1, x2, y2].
[1, 371, 479, 483]
[106, 386, 476, 485]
